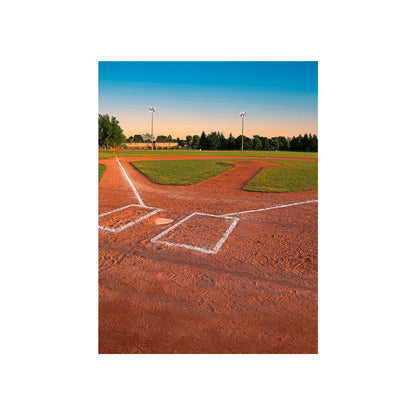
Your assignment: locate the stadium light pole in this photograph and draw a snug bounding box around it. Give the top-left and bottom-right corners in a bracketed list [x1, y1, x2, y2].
[240, 112, 247, 152]
[149, 107, 156, 151]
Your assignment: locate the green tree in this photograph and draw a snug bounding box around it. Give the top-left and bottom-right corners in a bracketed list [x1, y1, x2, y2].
[98, 114, 111, 148]
[109, 116, 125, 148]
[238, 135, 252, 150]
[261, 136, 270, 150]
[219, 132, 227, 150]
[300, 133, 311, 151]
[268, 137, 277, 150]
[190, 136, 198, 149]
[271, 136, 288, 151]
[311, 134, 318, 152]
[290, 135, 301, 151]
[186, 135, 193, 147]
[253, 136, 262, 150]
[212, 132, 220, 149]
[277, 136, 289, 150]
[98, 114, 125, 148]
[206, 131, 220, 150]
[199, 131, 208, 149]
[133, 134, 143, 142]
[143, 133, 152, 142]
[192, 135, 200, 149]
[227, 133, 236, 150]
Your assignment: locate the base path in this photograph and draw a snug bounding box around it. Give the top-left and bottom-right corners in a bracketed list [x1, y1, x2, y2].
[99, 155, 318, 354]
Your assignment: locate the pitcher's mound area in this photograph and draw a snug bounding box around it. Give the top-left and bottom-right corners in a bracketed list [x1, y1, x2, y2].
[151, 213, 239, 254]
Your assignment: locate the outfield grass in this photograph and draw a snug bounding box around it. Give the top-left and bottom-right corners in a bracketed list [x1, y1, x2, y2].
[99, 163, 106, 182]
[130, 158, 317, 193]
[99, 149, 318, 160]
[244, 160, 318, 193]
[130, 159, 234, 185]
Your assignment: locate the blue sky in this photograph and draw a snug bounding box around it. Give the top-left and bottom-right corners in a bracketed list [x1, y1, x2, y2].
[99, 61, 318, 138]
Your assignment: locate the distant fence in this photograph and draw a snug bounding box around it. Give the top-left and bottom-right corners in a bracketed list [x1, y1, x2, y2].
[99, 142, 180, 151]
[125, 142, 179, 150]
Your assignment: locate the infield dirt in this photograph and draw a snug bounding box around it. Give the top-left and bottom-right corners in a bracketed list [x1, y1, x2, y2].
[99, 156, 318, 353]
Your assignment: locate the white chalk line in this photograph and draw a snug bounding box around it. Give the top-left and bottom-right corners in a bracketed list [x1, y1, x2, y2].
[99, 208, 161, 233]
[151, 212, 239, 254]
[101, 157, 317, 253]
[212, 217, 239, 253]
[116, 157, 145, 207]
[150, 212, 197, 242]
[221, 199, 318, 217]
[98, 158, 162, 233]
[152, 241, 217, 255]
[150, 200, 317, 253]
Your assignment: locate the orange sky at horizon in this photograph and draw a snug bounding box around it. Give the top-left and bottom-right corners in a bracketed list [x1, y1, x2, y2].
[118, 114, 318, 139]
[100, 62, 318, 140]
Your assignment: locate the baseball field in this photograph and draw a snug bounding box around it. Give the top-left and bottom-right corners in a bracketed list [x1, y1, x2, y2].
[99, 150, 318, 353]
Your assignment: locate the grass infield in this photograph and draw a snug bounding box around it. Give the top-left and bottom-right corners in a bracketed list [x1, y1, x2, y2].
[130, 159, 234, 185]
[244, 160, 317, 193]
[99, 163, 106, 182]
[99, 149, 318, 160]
[130, 158, 317, 192]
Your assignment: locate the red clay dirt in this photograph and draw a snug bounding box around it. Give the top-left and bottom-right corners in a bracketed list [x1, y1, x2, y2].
[99, 156, 318, 353]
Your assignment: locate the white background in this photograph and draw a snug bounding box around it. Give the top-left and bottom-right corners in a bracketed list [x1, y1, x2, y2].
[1, 1, 415, 415]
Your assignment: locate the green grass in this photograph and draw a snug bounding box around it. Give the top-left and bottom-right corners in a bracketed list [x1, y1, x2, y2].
[130, 158, 317, 192]
[244, 160, 317, 193]
[99, 149, 318, 160]
[99, 163, 106, 182]
[130, 159, 234, 185]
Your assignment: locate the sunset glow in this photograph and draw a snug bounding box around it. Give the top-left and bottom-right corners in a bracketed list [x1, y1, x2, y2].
[99, 61, 318, 139]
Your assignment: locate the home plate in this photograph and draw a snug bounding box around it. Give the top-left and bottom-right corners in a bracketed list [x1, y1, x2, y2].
[155, 217, 174, 225]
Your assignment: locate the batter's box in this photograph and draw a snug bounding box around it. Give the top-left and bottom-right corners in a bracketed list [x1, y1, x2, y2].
[150, 212, 239, 254]
[99, 204, 160, 233]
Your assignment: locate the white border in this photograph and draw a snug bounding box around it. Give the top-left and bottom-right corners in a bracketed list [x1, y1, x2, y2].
[7, 3, 416, 413]
[150, 212, 239, 254]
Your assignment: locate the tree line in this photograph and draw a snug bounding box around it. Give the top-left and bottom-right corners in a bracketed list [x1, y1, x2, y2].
[100, 114, 318, 152]
[126, 134, 177, 143]
[186, 132, 318, 152]
[126, 131, 318, 152]
[99, 114, 126, 148]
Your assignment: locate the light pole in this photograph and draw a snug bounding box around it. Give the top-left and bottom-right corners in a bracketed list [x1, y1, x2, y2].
[240, 112, 247, 152]
[149, 107, 156, 151]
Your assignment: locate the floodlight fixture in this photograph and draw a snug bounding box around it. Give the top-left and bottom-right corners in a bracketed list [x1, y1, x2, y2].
[149, 107, 156, 150]
[240, 112, 247, 151]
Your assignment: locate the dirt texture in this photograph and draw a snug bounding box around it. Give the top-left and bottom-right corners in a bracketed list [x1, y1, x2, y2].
[99, 156, 318, 353]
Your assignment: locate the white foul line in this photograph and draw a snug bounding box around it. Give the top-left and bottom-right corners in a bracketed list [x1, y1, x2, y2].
[221, 199, 318, 217]
[116, 157, 145, 206]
